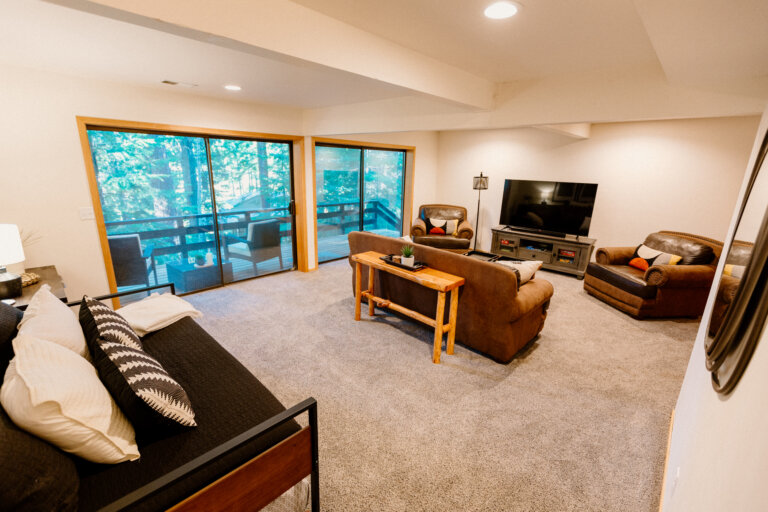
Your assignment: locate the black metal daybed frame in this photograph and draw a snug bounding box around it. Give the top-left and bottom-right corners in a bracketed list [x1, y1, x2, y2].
[66, 283, 319, 512]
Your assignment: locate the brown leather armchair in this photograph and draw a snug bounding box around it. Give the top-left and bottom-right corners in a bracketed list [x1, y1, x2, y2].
[583, 231, 723, 318]
[410, 204, 473, 252]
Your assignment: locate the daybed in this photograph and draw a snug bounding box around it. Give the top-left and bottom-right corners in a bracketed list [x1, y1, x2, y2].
[348, 231, 554, 363]
[0, 285, 318, 512]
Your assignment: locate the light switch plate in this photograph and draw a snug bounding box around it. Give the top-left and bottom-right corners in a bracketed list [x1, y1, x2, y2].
[79, 206, 95, 220]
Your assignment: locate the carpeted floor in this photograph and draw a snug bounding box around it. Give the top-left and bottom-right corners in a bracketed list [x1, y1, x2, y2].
[186, 260, 697, 512]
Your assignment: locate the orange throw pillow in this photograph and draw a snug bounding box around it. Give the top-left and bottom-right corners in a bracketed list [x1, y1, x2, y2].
[429, 227, 445, 235]
[628, 257, 650, 271]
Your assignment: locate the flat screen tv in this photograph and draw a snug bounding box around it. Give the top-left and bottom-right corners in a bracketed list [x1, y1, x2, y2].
[499, 179, 598, 237]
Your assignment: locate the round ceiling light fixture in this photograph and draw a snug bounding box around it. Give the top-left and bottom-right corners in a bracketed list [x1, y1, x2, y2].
[484, 1, 518, 19]
[224, 84, 242, 91]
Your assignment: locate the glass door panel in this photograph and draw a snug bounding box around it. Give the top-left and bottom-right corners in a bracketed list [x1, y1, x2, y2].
[210, 139, 294, 281]
[363, 149, 405, 237]
[315, 145, 362, 262]
[87, 130, 218, 300]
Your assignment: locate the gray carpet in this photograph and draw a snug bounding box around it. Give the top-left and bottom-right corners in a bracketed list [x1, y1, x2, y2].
[186, 260, 696, 512]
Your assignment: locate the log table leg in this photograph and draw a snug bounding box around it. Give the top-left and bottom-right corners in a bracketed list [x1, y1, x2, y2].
[354, 262, 362, 321]
[433, 291, 446, 364]
[446, 288, 459, 355]
[368, 266, 375, 316]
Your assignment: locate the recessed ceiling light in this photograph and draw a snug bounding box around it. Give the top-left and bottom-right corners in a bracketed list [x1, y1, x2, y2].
[224, 84, 242, 91]
[484, 1, 518, 19]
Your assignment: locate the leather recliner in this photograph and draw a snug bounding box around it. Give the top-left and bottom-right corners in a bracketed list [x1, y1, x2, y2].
[410, 204, 473, 252]
[583, 231, 723, 318]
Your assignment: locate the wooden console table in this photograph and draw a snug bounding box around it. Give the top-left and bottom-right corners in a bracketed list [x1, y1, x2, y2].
[351, 251, 465, 364]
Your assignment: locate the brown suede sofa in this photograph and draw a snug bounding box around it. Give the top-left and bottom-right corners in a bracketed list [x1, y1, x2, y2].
[583, 231, 723, 318]
[410, 204, 474, 252]
[348, 231, 554, 363]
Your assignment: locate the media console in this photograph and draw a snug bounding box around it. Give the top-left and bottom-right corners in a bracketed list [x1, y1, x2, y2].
[490, 225, 596, 279]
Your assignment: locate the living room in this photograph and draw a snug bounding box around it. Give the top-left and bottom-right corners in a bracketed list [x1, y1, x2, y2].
[1, 1, 767, 511]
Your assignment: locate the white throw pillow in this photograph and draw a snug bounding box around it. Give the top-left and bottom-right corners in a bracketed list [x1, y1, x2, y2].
[0, 335, 140, 464]
[116, 292, 202, 336]
[18, 284, 88, 358]
[496, 260, 543, 286]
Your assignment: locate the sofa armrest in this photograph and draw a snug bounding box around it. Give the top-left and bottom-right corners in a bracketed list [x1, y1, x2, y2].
[644, 264, 716, 287]
[596, 247, 635, 265]
[457, 220, 474, 240]
[411, 218, 427, 237]
[716, 275, 741, 304]
[510, 278, 554, 320]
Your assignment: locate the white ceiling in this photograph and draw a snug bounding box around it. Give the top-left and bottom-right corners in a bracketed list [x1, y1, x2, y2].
[0, 0, 411, 108]
[290, 0, 662, 82]
[1, 0, 766, 114]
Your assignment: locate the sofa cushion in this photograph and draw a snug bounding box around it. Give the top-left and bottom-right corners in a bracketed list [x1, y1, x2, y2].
[644, 232, 715, 265]
[79, 297, 196, 436]
[0, 400, 80, 511]
[413, 235, 471, 249]
[496, 260, 542, 289]
[427, 217, 458, 236]
[628, 244, 682, 271]
[586, 262, 658, 300]
[75, 317, 301, 512]
[0, 302, 22, 375]
[1, 335, 139, 464]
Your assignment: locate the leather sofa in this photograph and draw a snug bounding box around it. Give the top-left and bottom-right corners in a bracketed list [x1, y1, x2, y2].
[348, 231, 554, 363]
[709, 240, 753, 335]
[410, 204, 473, 252]
[583, 231, 723, 318]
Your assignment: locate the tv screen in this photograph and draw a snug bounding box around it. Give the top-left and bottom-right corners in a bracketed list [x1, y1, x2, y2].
[499, 179, 598, 237]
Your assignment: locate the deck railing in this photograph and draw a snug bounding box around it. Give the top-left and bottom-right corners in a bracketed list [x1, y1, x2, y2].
[104, 200, 401, 262]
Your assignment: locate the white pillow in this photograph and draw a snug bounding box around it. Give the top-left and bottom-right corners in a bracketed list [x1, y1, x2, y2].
[496, 260, 543, 286]
[18, 284, 88, 358]
[116, 292, 202, 336]
[0, 335, 140, 464]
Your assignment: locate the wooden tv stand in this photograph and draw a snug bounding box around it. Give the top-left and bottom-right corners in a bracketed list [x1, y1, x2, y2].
[490, 226, 596, 279]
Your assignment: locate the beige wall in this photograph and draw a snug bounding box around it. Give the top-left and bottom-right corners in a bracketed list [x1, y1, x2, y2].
[436, 116, 760, 252]
[0, 63, 303, 299]
[662, 109, 768, 512]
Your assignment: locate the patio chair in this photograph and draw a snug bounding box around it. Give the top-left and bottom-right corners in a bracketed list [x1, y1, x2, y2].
[107, 234, 157, 289]
[222, 219, 284, 273]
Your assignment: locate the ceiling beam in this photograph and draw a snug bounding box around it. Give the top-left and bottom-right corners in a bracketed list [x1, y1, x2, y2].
[49, 0, 496, 110]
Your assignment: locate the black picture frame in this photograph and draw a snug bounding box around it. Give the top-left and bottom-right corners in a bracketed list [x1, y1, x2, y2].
[704, 128, 768, 395]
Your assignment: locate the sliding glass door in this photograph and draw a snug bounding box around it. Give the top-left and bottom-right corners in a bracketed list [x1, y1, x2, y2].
[87, 128, 295, 299]
[315, 144, 405, 262]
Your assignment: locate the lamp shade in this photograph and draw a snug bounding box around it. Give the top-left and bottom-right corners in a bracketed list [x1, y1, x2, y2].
[473, 173, 488, 190]
[0, 224, 25, 266]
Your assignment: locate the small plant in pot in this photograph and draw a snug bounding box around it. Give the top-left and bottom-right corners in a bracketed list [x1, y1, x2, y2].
[400, 245, 415, 267]
[194, 254, 206, 267]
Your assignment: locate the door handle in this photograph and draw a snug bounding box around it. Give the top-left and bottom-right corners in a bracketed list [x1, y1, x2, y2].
[289, 200, 296, 216]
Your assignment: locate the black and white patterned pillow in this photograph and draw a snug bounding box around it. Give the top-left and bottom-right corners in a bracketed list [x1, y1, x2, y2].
[79, 296, 196, 435]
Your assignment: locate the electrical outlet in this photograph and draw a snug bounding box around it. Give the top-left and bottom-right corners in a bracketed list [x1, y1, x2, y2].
[79, 207, 95, 220]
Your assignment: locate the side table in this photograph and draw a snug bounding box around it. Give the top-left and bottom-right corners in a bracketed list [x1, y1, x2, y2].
[9, 266, 67, 310]
[351, 251, 465, 364]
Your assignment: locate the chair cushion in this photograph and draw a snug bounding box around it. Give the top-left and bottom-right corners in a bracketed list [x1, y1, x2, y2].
[413, 235, 471, 250]
[644, 232, 715, 265]
[226, 242, 251, 258]
[586, 262, 658, 300]
[427, 218, 458, 236]
[628, 244, 682, 271]
[75, 317, 301, 512]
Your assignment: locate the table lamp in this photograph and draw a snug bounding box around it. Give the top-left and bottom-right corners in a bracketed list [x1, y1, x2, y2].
[0, 224, 25, 299]
[472, 172, 489, 250]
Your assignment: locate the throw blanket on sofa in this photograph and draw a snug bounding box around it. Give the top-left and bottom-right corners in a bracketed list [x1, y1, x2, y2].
[117, 293, 202, 336]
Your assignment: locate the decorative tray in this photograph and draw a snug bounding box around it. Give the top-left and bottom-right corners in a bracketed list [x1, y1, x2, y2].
[379, 254, 426, 271]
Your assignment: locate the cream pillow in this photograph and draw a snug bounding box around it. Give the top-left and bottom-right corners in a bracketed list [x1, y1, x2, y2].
[1, 335, 140, 464]
[496, 260, 543, 287]
[18, 284, 88, 358]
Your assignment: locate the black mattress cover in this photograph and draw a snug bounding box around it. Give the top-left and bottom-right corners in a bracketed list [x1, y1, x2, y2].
[74, 317, 301, 512]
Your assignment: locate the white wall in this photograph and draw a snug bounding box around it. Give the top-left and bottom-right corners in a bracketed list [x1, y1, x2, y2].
[0, 63, 303, 299]
[437, 117, 760, 251]
[662, 109, 768, 512]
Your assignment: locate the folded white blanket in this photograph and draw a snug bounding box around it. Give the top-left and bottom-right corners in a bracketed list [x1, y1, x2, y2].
[117, 293, 202, 337]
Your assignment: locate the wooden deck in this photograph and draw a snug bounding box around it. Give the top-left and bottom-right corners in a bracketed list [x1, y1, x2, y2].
[117, 229, 402, 303]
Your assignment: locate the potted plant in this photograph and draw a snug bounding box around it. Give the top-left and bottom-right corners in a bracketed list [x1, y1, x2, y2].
[401, 245, 415, 267]
[194, 254, 206, 267]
